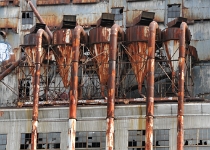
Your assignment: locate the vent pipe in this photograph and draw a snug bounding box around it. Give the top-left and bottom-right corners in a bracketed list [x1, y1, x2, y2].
[31, 29, 47, 150]
[106, 24, 124, 150]
[26, 0, 53, 39]
[145, 21, 159, 150]
[68, 25, 87, 150]
[177, 22, 188, 150]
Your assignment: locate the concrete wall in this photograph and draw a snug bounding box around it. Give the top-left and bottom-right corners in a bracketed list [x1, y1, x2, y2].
[1, 103, 210, 149]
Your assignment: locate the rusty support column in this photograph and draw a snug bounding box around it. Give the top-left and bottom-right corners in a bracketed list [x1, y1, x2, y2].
[146, 21, 158, 150]
[107, 24, 123, 150]
[26, 0, 53, 39]
[0, 56, 26, 81]
[68, 25, 87, 150]
[177, 22, 188, 150]
[31, 29, 45, 150]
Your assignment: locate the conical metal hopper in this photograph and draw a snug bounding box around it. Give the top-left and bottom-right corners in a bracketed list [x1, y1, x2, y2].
[126, 26, 149, 93]
[89, 27, 111, 97]
[52, 29, 73, 88]
[23, 33, 47, 76]
[162, 28, 180, 72]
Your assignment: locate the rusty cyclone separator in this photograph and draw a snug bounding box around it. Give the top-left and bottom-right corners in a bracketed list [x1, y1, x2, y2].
[53, 29, 74, 87]
[177, 22, 188, 150]
[145, 21, 159, 150]
[24, 33, 48, 76]
[26, 0, 53, 39]
[31, 29, 47, 150]
[89, 27, 112, 98]
[126, 25, 149, 94]
[107, 24, 124, 150]
[68, 25, 87, 150]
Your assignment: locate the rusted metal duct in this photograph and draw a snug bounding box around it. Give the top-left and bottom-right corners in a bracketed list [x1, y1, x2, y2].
[0, 56, 26, 81]
[145, 21, 158, 150]
[31, 29, 46, 150]
[68, 25, 87, 150]
[107, 24, 124, 150]
[53, 29, 73, 88]
[26, 0, 53, 39]
[126, 25, 149, 94]
[177, 22, 188, 150]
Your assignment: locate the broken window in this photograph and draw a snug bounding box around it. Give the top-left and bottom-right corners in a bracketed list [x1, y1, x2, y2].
[184, 128, 210, 149]
[111, 8, 123, 26]
[168, 4, 180, 18]
[75, 131, 105, 149]
[128, 130, 169, 150]
[20, 132, 61, 150]
[0, 134, 7, 150]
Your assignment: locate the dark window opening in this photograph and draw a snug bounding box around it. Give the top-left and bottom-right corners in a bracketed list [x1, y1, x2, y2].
[0, 134, 7, 150]
[128, 130, 169, 149]
[20, 132, 61, 150]
[111, 8, 123, 21]
[22, 12, 33, 25]
[168, 4, 180, 18]
[75, 131, 105, 149]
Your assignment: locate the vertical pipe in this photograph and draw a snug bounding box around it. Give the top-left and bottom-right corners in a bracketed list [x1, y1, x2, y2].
[68, 25, 87, 150]
[31, 29, 45, 150]
[145, 21, 158, 150]
[26, 0, 53, 39]
[177, 22, 188, 150]
[107, 24, 123, 150]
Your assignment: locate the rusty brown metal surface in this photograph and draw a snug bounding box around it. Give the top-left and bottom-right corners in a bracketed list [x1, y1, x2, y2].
[0, 56, 26, 81]
[126, 42, 148, 93]
[53, 29, 73, 87]
[146, 116, 153, 150]
[107, 24, 124, 150]
[89, 27, 111, 97]
[187, 45, 198, 61]
[0, 0, 19, 6]
[0, 111, 3, 117]
[72, 0, 99, 4]
[126, 26, 149, 94]
[89, 27, 111, 44]
[53, 45, 72, 87]
[53, 29, 73, 45]
[106, 118, 114, 150]
[69, 25, 87, 149]
[177, 22, 188, 150]
[162, 28, 180, 41]
[1, 53, 16, 71]
[27, 0, 53, 39]
[126, 25, 149, 42]
[69, 25, 87, 119]
[24, 46, 46, 76]
[37, 0, 70, 5]
[145, 21, 158, 150]
[31, 29, 46, 150]
[24, 33, 49, 46]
